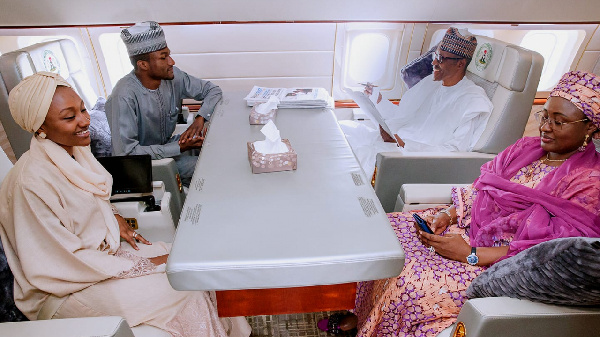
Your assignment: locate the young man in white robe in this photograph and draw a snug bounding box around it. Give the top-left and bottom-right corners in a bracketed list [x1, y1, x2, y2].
[340, 28, 493, 177]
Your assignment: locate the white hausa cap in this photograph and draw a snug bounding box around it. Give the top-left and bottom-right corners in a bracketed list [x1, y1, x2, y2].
[121, 21, 168, 57]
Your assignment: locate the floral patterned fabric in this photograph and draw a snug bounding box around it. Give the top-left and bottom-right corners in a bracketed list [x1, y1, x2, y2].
[549, 71, 600, 137]
[354, 162, 556, 337]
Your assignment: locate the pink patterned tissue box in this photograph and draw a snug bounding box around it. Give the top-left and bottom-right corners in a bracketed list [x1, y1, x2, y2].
[249, 104, 277, 125]
[247, 139, 297, 173]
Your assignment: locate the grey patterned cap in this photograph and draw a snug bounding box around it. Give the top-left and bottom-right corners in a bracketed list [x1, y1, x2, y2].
[121, 21, 167, 57]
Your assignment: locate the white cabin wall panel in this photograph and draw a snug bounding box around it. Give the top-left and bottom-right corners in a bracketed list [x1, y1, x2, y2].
[394, 23, 429, 97]
[577, 51, 600, 73]
[87, 23, 335, 95]
[163, 23, 336, 53]
[585, 27, 600, 50]
[1, 0, 600, 26]
[171, 51, 333, 79]
[208, 77, 333, 93]
[406, 51, 421, 63]
[577, 26, 600, 74]
[594, 58, 600, 76]
[391, 24, 414, 98]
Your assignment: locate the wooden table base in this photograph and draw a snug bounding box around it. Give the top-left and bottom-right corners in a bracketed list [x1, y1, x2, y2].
[216, 283, 357, 317]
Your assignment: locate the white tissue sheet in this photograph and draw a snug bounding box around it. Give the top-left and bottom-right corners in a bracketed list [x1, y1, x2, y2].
[255, 96, 279, 114]
[253, 120, 289, 154]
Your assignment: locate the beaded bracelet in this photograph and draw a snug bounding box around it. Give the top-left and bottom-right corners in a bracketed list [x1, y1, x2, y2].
[438, 208, 456, 224]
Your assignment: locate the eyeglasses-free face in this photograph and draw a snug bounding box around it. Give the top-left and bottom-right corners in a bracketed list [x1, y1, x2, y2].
[534, 110, 589, 131]
[432, 51, 463, 64]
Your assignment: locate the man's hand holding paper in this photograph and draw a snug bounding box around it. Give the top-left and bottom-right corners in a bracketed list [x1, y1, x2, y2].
[361, 82, 383, 104]
[379, 125, 405, 147]
[346, 88, 400, 147]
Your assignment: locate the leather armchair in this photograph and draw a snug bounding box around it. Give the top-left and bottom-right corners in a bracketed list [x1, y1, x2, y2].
[374, 35, 544, 212]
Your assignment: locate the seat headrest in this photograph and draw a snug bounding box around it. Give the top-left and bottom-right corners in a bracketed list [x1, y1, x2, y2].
[19, 40, 73, 83]
[467, 35, 533, 92]
[0, 39, 98, 109]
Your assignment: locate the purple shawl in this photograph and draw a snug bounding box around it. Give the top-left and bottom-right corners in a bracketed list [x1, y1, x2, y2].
[470, 137, 600, 262]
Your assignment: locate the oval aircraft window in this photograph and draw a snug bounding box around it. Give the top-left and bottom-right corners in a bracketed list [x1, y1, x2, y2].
[520, 30, 585, 91]
[347, 33, 389, 86]
[99, 33, 132, 88]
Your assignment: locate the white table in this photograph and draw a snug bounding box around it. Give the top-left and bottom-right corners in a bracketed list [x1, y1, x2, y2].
[166, 92, 404, 315]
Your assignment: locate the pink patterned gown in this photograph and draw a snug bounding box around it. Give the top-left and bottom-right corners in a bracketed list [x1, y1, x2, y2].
[354, 161, 556, 337]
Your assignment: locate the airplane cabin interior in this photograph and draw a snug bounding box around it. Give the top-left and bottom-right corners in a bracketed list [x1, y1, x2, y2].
[0, 1, 600, 337]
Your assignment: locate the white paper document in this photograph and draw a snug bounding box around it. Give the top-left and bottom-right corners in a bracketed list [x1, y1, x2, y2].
[244, 86, 334, 109]
[345, 89, 399, 146]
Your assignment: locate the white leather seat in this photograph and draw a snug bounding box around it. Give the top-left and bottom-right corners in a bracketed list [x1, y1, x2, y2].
[0, 39, 97, 162]
[0, 316, 171, 337]
[373, 36, 544, 212]
[0, 316, 135, 337]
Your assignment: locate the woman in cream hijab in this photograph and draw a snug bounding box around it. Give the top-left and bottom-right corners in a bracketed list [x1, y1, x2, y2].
[0, 72, 250, 337]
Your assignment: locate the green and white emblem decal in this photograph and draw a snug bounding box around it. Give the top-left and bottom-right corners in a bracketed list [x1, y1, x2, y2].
[43, 50, 60, 73]
[475, 43, 493, 72]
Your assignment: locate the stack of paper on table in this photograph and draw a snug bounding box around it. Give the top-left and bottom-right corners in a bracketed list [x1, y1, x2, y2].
[244, 86, 333, 109]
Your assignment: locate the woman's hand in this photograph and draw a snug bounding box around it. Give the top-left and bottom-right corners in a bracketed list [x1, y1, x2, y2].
[116, 214, 151, 250]
[415, 226, 471, 262]
[149, 254, 169, 265]
[425, 206, 457, 234]
[425, 213, 451, 235]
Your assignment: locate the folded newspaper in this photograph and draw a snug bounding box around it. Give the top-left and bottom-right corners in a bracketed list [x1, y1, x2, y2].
[244, 86, 333, 109]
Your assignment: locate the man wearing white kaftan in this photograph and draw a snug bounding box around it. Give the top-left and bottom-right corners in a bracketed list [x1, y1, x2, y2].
[340, 28, 493, 177]
[341, 73, 492, 176]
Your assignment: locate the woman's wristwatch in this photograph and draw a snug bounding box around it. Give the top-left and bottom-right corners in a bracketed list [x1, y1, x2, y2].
[466, 247, 479, 266]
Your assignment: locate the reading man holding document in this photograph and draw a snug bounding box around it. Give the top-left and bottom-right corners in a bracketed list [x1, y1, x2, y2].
[340, 28, 493, 177]
[106, 21, 222, 186]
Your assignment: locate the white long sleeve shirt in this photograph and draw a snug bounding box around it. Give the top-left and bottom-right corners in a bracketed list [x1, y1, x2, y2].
[340, 74, 493, 176]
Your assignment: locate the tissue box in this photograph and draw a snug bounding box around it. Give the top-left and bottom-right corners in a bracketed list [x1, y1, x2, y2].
[247, 139, 297, 174]
[249, 104, 277, 125]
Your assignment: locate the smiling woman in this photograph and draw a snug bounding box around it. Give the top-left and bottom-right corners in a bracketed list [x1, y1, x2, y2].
[0, 72, 250, 336]
[318, 71, 600, 337]
[36, 86, 91, 155]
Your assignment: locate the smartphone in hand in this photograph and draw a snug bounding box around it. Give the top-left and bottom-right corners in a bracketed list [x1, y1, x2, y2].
[412, 213, 434, 234]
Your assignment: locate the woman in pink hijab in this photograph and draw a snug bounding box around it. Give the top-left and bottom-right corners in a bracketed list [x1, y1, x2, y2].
[319, 71, 600, 337]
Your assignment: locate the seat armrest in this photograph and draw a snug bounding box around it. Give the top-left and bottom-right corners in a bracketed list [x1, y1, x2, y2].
[396, 184, 467, 212]
[451, 297, 600, 337]
[151, 158, 185, 224]
[400, 184, 459, 205]
[0, 316, 134, 337]
[374, 151, 494, 212]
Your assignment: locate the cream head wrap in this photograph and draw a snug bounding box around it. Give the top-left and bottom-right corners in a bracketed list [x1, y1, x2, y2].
[8, 71, 71, 133]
